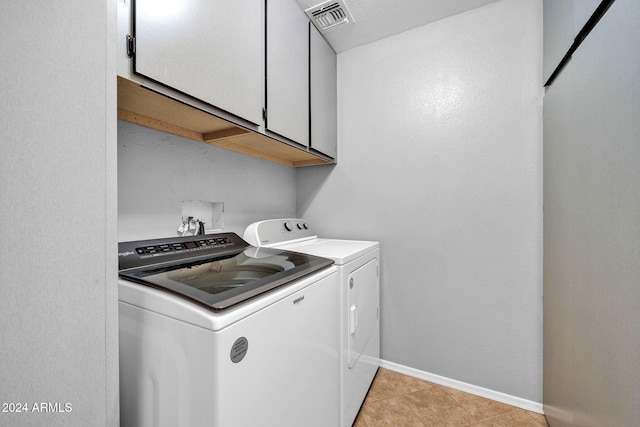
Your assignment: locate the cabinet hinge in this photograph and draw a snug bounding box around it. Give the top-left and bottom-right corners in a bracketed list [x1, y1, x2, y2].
[262, 108, 267, 122]
[126, 34, 136, 58]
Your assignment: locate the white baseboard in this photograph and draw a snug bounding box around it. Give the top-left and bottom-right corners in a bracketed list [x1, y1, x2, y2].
[379, 360, 544, 415]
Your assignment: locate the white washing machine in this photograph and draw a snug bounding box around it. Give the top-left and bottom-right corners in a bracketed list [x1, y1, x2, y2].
[118, 232, 340, 427]
[244, 219, 380, 427]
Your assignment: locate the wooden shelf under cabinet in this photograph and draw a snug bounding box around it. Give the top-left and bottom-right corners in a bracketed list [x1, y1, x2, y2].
[117, 77, 333, 167]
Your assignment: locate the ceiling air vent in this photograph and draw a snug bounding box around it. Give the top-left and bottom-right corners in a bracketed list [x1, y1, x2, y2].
[305, 0, 355, 33]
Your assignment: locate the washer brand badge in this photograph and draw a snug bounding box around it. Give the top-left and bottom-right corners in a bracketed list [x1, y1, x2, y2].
[230, 337, 248, 364]
[118, 251, 134, 257]
[293, 295, 305, 305]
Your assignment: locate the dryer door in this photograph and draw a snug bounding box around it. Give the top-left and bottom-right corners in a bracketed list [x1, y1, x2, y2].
[347, 258, 379, 368]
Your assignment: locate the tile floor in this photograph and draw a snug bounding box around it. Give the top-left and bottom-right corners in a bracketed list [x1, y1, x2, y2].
[353, 368, 549, 427]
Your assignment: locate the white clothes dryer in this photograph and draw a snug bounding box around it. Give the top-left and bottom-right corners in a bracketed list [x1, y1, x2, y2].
[244, 219, 380, 427]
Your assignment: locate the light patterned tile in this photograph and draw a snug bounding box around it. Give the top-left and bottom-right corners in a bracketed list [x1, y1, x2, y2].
[402, 387, 479, 427]
[353, 411, 369, 427]
[441, 386, 517, 421]
[365, 373, 399, 402]
[359, 396, 425, 427]
[525, 411, 550, 427]
[469, 409, 548, 427]
[361, 370, 547, 427]
[377, 368, 435, 395]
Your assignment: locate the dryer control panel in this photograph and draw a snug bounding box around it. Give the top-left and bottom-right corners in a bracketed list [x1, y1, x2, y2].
[244, 218, 317, 247]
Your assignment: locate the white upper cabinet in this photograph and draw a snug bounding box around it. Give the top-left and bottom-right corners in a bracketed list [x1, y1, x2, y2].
[117, 0, 337, 166]
[310, 24, 337, 159]
[266, 0, 310, 147]
[134, 0, 265, 125]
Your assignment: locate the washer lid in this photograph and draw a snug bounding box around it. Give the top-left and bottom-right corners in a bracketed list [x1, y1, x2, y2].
[118, 233, 333, 311]
[282, 239, 379, 265]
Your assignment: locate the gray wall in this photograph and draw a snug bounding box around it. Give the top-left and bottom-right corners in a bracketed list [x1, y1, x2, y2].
[118, 121, 297, 241]
[298, 0, 543, 402]
[0, 1, 118, 426]
[543, 0, 640, 425]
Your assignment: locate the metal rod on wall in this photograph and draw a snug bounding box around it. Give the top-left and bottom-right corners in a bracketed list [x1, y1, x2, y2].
[544, 0, 617, 88]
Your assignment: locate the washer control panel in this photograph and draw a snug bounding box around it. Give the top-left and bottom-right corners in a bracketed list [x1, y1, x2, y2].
[244, 218, 316, 247]
[118, 233, 247, 271]
[134, 236, 234, 256]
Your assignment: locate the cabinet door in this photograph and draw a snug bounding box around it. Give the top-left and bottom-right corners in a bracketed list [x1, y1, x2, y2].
[134, 0, 264, 125]
[310, 25, 337, 158]
[266, 0, 309, 146]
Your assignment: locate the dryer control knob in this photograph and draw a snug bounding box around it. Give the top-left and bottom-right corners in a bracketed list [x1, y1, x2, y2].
[284, 221, 293, 231]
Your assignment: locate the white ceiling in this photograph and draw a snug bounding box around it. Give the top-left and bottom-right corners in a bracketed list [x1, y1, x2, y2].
[296, 0, 502, 52]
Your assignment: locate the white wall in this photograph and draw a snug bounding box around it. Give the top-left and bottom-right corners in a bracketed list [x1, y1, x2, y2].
[0, 1, 118, 426]
[298, 0, 543, 402]
[543, 0, 640, 425]
[118, 121, 297, 240]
